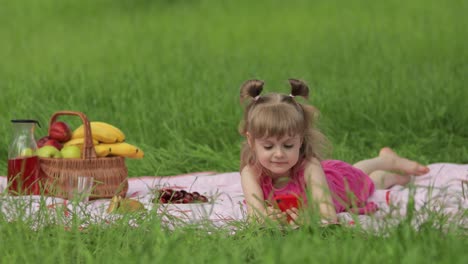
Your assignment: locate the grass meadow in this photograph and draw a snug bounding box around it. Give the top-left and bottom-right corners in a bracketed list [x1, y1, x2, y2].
[0, 0, 467, 263]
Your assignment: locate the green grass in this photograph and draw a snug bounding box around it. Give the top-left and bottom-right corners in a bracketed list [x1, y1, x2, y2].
[0, 0, 467, 263]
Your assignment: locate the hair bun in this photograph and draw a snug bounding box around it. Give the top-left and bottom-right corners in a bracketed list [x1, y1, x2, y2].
[240, 79, 264, 103]
[288, 79, 309, 99]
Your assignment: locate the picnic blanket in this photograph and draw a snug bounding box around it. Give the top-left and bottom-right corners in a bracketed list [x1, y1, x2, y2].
[0, 163, 466, 231]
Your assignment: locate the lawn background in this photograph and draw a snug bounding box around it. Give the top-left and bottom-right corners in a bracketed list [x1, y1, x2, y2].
[0, 0, 467, 263]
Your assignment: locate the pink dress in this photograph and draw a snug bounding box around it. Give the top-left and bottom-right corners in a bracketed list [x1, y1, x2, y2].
[260, 160, 378, 214]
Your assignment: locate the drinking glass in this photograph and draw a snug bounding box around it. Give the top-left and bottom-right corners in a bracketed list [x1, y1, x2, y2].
[68, 176, 94, 203]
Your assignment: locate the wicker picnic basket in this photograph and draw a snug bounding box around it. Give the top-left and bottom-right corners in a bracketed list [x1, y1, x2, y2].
[39, 111, 128, 199]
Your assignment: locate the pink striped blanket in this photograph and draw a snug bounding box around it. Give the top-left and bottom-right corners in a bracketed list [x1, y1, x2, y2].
[0, 163, 466, 231]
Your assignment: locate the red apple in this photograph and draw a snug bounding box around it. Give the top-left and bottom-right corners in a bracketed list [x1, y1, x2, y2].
[43, 138, 63, 150]
[37, 136, 50, 148]
[49, 121, 72, 142]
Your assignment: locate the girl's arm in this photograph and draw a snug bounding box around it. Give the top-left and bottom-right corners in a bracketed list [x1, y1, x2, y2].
[240, 165, 267, 219]
[241, 165, 290, 224]
[304, 158, 338, 223]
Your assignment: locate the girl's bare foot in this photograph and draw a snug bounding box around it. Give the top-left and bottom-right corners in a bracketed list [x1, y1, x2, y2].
[370, 170, 412, 189]
[393, 174, 412, 186]
[379, 147, 430, 176]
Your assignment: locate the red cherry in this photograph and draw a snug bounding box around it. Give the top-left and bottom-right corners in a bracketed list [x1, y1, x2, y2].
[198, 196, 208, 203]
[161, 189, 173, 200]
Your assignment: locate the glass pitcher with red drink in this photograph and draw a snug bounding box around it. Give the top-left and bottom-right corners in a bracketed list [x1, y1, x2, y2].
[7, 119, 41, 195]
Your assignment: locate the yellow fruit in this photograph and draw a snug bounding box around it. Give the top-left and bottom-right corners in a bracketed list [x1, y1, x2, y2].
[92, 122, 125, 142]
[129, 148, 144, 159]
[64, 138, 99, 147]
[107, 196, 121, 213]
[94, 144, 112, 157]
[98, 142, 144, 159]
[72, 122, 120, 143]
[107, 196, 145, 214]
[117, 199, 145, 213]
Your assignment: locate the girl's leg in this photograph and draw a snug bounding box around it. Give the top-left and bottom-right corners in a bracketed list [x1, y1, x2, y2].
[354, 147, 429, 177]
[369, 170, 412, 189]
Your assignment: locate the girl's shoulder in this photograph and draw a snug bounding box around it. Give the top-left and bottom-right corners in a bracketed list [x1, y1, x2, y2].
[240, 164, 262, 180]
[302, 157, 322, 171]
[301, 157, 327, 180]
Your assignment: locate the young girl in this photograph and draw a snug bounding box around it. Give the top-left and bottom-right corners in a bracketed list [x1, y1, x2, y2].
[239, 79, 430, 225]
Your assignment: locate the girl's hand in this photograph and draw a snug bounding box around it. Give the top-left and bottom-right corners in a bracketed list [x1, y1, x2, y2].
[285, 207, 300, 223]
[265, 206, 287, 223]
[285, 207, 302, 228]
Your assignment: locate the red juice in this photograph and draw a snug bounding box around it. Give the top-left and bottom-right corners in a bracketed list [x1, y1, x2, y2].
[7, 156, 40, 195]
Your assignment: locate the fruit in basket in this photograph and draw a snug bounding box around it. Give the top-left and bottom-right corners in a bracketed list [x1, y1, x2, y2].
[60, 145, 81, 158]
[63, 138, 99, 152]
[64, 137, 99, 146]
[94, 144, 112, 157]
[49, 121, 72, 142]
[69, 121, 143, 158]
[93, 122, 125, 142]
[97, 142, 144, 158]
[72, 122, 125, 143]
[107, 196, 145, 214]
[37, 136, 50, 148]
[37, 136, 63, 150]
[37, 145, 63, 158]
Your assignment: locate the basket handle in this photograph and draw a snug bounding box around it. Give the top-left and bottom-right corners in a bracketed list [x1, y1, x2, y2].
[49, 110, 97, 159]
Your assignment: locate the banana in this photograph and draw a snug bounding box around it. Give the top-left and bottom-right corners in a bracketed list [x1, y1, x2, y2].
[92, 122, 125, 142]
[72, 122, 121, 143]
[129, 148, 144, 159]
[98, 142, 144, 159]
[94, 144, 112, 157]
[107, 196, 121, 214]
[63, 137, 99, 147]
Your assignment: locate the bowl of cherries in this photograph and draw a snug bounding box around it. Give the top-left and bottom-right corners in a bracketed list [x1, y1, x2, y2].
[152, 188, 213, 221]
[153, 188, 209, 204]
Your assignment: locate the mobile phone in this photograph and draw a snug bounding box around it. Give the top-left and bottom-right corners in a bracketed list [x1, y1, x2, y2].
[274, 194, 301, 212]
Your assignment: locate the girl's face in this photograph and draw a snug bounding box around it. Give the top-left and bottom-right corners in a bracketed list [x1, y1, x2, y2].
[249, 134, 302, 178]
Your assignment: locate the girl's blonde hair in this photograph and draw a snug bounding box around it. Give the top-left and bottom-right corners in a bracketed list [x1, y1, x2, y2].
[238, 79, 330, 171]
